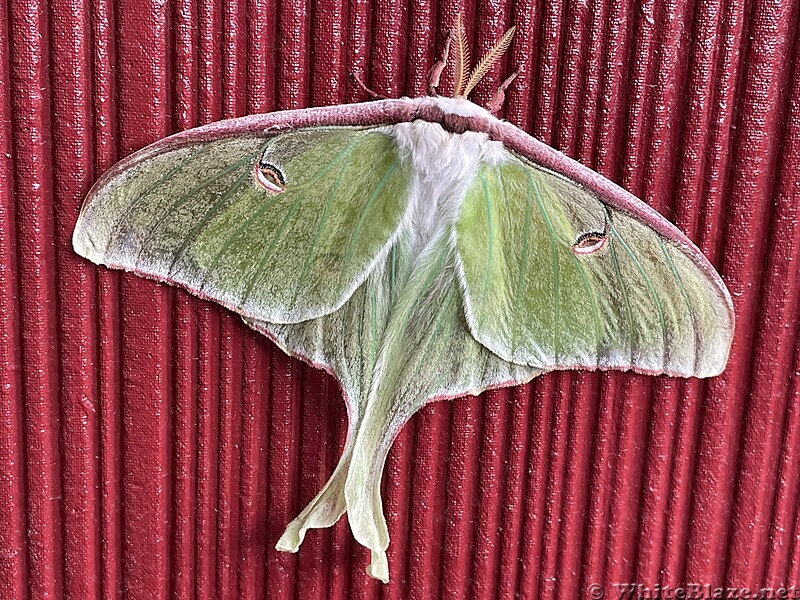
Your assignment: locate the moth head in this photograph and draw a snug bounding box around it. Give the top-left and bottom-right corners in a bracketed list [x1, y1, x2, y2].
[444, 12, 519, 112]
[419, 13, 520, 116]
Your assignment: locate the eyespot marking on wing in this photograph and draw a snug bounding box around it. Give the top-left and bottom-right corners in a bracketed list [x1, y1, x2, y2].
[571, 206, 610, 255]
[255, 161, 286, 193]
[572, 231, 607, 255]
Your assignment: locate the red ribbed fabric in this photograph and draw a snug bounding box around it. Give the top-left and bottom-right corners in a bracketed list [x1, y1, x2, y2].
[1, 1, 799, 598]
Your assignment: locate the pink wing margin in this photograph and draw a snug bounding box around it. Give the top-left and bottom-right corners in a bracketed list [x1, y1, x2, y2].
[78, 97, 734, 334]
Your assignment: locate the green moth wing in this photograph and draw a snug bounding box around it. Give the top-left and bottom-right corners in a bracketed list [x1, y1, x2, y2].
[455, 154, 734, 378]
[73, 127, 410, 323]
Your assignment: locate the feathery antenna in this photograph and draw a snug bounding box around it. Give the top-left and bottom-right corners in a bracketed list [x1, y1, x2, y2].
[452, 12, 471, 98]
[462, 26, 516, 97]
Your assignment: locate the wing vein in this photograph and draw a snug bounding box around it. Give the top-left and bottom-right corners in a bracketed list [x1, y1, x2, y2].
[133, 151, 259, 264]
[570, 254, 603, 366]
[108, 144, 212, 254]
[511, 171, 531, 361]
[529, 171, 560, 364]
[480, 174, 495, 311]
[239, 189, 307, 305]
[538, 174, 604, 364]
[369, 273, 378, 354]
[404, 284, 457, 393]
[167, 167, 252, 277]
[339, 158, 400, 286]
[389, 246, 397, 304]
[659, 238, 699, 373]
[290, 161, 349, 307]
[609, 234, 635, 364]
[198, 191, 284, 292]
[611, 225, 668, 370]
[198, 137, 362, 293]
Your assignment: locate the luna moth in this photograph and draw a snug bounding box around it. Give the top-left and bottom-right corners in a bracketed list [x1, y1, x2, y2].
[72, 17, 734, 583]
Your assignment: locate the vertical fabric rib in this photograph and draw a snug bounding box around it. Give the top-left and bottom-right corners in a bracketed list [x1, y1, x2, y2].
[516, 374, 556, 600]
[1, 1, 799, 598]
[170, 6, 200, 599]
[0, 2, 28, 596]
[8, 1, 63, 598]
[470, 388, 509, 596]
[89, 2, 124, 598]
[116, 1, 174, 597]
[50, 0, 102, 596]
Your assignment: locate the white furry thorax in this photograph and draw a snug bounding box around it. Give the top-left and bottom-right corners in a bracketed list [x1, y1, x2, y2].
[389, 114, 509, 255]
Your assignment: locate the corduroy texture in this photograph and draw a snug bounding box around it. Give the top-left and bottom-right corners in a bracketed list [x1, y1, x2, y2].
[1, 0, 798, 598]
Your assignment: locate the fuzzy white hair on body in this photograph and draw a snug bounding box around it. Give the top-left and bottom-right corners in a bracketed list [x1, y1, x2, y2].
[390, 115, 509, 259]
